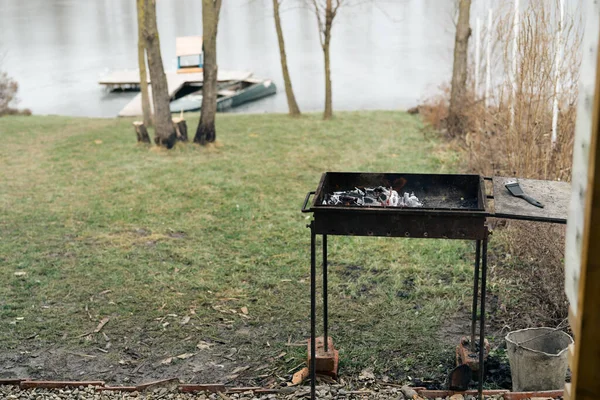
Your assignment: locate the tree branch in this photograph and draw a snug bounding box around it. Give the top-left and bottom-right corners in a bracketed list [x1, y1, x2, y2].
[309, 0, 325, 48]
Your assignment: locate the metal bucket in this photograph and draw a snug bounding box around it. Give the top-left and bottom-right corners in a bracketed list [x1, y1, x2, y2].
[505, 327, 573, 392]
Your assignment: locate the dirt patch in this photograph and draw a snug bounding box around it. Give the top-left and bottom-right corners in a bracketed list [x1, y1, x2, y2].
[0, 344, 253, 385]
[0, 322, 289, 387]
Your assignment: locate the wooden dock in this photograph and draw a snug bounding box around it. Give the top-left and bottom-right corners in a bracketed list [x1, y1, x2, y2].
[98, 70, 252, 117]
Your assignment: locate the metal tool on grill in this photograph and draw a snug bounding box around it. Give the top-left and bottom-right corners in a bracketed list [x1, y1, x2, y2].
[505, 180, 544, 208]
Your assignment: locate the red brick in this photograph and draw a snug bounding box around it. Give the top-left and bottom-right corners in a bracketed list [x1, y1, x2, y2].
[20, 381, 104, 389]
[307, 336, 339, 377]
[455, 336, 490, 372]
[503, 390, 564, 400]
[179, 384, 226, 393]
[419, 389, 508, 397]
[226, 386, 262, 393]
[0, 379, 26, 385]
[135, 378, 180, 392]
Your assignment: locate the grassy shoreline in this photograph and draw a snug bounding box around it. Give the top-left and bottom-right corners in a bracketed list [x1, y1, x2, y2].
[0, 111, 480, 386]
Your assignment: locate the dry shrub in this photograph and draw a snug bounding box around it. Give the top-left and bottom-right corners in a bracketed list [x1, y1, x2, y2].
[419, 83, 450, 132]
[421, 0, 581, 329]
[464, 0, 579, 181]
[489, 221, 568, 330]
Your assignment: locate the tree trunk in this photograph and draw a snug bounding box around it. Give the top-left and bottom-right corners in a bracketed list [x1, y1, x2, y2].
[448, 0, 472, 137]
[133, 121, 151, 143]
[273, 0, 301, 116]
[323, 0, 333, 120]
[143, 0, 176, 148]
[136, 0, 152, 128]
[194, 0, 222, 145]
[173, 117, 188, 141]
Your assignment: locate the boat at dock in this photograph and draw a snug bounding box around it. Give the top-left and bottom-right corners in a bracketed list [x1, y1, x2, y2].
[99, 36, 278, 117]
[169, 78, 276, 113]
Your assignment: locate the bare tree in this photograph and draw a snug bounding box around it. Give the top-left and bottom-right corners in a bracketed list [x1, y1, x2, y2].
[0, 70, 18, 116]
[194, 0, 223, 145]
[307, 0, 343, 120]
[447, 0, 472, 137]
[273, 0, 301, 116]
[136, 0, 152, 127]
[142, 0, 176, 148]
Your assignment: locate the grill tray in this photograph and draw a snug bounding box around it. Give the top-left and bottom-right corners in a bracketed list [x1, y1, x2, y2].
[308, 172, 488, 240]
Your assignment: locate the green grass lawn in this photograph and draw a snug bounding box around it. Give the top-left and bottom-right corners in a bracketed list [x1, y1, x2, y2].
[0, 111, 478, 385]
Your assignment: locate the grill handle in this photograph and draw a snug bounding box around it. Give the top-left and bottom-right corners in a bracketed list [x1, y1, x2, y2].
[302, 191, 316, 213]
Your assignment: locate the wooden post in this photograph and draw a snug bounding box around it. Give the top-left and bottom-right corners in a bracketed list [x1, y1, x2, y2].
[173, 117, 188, 142]
[565, 3, 600, 399]
[133, 121, 151, 143]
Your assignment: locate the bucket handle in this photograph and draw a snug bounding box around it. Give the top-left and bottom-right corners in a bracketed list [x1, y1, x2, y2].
[512, 319, 568, 347]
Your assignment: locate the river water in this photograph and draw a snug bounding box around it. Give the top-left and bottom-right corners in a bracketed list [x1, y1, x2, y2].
[0, 0, 464, 117]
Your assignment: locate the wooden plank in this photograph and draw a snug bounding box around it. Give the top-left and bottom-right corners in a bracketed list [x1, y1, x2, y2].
[568, 343, 576, 369]
[565, 383, 572, 400]
[101, 70, 251, 87]
[492, 176, 570, 223]
[98, 70, 146, 86]
[569, 3, 600, 398]
[568, 306, 579, 338]
[565, 0, 600, 318]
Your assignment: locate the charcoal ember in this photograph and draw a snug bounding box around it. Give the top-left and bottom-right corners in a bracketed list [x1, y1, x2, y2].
[324, 187, 423, 208]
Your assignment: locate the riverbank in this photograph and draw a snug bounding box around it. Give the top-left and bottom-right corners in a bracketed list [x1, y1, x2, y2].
[0, 111, 501, 388]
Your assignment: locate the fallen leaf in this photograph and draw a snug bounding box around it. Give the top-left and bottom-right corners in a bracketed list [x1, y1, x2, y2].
[98, 289, 112, 295]
[94, 317, 110, 333]
[197, 341, 213, 350]
[276, 352, 286, 359]
[231, 365, 250, 374]
[254, 364, 269, 372]
[289, 367, 309, 386]
[180, 316, 191, 325]
[14, 271, 26, 277]
[160, 357, 173, 365]
[176, 353, 195, 360]
[162, 322, 170, 328]
[240, 306, 248, 315]
[94, 140, 102, 144]
[15, 317, 24, 321]
[249, 133, 259, 138]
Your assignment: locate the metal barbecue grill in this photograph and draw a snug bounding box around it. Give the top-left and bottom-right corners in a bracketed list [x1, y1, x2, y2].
[301, 172, 570, 400]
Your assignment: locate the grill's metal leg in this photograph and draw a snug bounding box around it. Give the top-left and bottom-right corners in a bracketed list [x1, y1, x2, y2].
[471, 240, 481, 352]
[323, 234, 328, 352]
[478, 237, 488, 399]
[310, 225, 317, 400]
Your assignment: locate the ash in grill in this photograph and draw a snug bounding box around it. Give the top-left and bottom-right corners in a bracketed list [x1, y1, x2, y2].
[323, 186, 423, 207]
